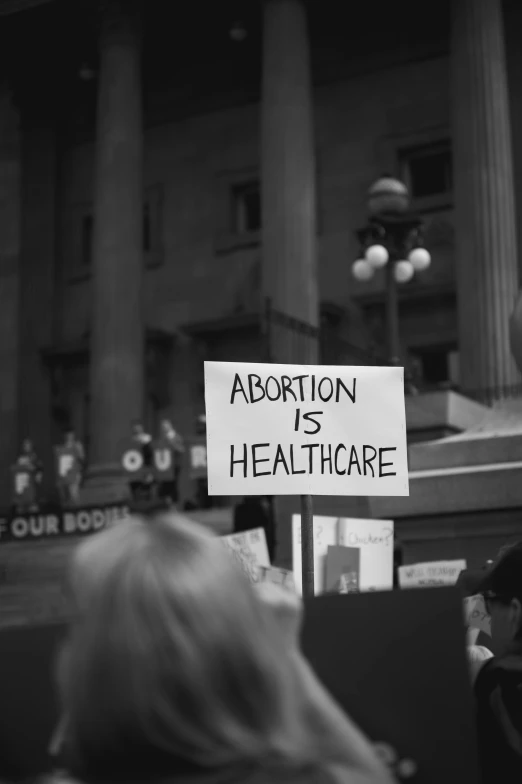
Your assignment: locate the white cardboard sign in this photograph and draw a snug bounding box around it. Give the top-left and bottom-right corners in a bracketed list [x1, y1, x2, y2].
[398, 560, 467, 589]
[292, 515, 394, 595]
[221, 528, 270, 583]
[204, 361, 408, 496]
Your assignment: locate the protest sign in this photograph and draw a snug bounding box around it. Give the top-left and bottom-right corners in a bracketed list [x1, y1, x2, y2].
[54, 445, 81, 487]
[258, 565, 296, 592]
[399, 560, 467, 589]
[292, 515, 394, 595]
[0, 503, 129, 543]
[204, 361, 408, 496]
[10, 464, 36, 507]
[189, 437, 207, 479]
[464, 594, 491, 636]
[120, 440, 148, 481]
[151, 439, 175, 481]
[301, 587, 480, 784]
[325, 545, 360, 593]
[221, 528, 270, 583]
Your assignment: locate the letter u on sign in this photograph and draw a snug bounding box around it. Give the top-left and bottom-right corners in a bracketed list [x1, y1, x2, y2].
[155, 449, 172, 471]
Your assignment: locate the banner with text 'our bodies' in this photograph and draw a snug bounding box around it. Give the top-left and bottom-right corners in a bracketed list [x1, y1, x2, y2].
[204, 361, 408, 496]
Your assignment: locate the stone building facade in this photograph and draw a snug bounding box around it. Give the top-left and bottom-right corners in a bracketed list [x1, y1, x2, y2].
[0, 0, 521, 567]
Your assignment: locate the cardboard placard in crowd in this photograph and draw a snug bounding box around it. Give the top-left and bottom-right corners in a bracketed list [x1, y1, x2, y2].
[204, 361, 409, 497]
[398, 559, 467, 589]
[188, 436, 207, 479]
[301, 587, 480, 784]
[325, 545, 360, 593]
[54, 445, 82, 487]
[221, 527, 270, 583]
[258, 565, 296, 592]
[292, 515, 394, 595]
[464, 594, 491, 636]
[10, 463, 37, 507]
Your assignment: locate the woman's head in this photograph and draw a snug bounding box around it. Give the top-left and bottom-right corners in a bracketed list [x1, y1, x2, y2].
[59, 513, 311, 779]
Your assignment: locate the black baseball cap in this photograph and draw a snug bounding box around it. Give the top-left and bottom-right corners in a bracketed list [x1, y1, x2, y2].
[477, 542, 522, 603]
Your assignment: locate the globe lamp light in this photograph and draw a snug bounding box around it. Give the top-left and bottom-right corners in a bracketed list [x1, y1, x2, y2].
[352, 259, 375, 282]
[408, 247, 431, 272]
[394, 260, 414, 283]
[365, 244, 389, 268]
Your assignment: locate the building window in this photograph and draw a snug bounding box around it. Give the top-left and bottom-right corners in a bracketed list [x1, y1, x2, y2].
[231, 180, 261, 235]
[400, 141, 452, 207]
[74, 185, 163, 273]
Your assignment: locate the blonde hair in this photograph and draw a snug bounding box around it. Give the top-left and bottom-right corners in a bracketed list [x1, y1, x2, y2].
[59, 513, 316, 779]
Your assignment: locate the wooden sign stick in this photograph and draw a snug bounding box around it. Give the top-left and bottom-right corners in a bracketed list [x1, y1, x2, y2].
[300, 493, 315, 598]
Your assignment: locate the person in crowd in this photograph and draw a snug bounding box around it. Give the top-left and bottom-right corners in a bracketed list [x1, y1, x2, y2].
[128, 421, 154, 502]
[57, 430, 85, 507]
[53, 512, 392, 784]
[472, 542, 522, 783]
[157, 418, 184, 505]
[11, 438, 43, 511]
[234, 496, 276, 563]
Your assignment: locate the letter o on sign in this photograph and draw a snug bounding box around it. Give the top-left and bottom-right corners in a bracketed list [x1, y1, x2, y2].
[122, 450, 143, 473]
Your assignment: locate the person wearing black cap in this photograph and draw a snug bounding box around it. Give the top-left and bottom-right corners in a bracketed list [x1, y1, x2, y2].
[472, 542, 522, 784]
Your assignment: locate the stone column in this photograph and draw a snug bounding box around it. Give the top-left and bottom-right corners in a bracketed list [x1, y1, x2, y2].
[86, 0, 143, 494]
[261, 0, 319, 366]
[451, 0, 519, 403]
[261, 0, 319, 578]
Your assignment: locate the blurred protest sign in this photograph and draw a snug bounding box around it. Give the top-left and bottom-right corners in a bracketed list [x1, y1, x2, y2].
[120, 439, 148, 482]
[325, 545, 360, 593]
[204, 361, 408, 497]
[10, 463, 36, 508]
[54, 445, 81, 488]
[302, 587, 480, 784]
[221, 528, 270, 583]
[464, 594, 491, 636]
[188, 436, 207, 479]
[399, 559, 466, 589]
[151, 438, 174, 481]
[0, 622, 67, 778]
[292, 515, 394, 595]
[258, 565, 296, 592]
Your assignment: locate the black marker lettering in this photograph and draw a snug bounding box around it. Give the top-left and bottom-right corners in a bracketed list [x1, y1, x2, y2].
[230, 374, 249, 405]
[311, 374, 316, 402]
[335, 445, 347, 475]
[248, 374, 265, 403]
[336, 378, 356, 403]
[318, 377, 334, 402]
[294, 409, 300, 432]
[273, 445, 290, 475]
[348, 445, 361, 475]
[321, 444, 332, 474]
[289, 445, 306, 474]
[363, 445, 377, 477]
[281, 375, 297, 402]
[379, 447, 397, 477]
[292, 375, 307, 402]
[302, 444, 319, 473]
[302, 411, 323, 435]
[230, 444, 247, 477]
[252, 444, 271, 477]
[265, 376, 281, 401]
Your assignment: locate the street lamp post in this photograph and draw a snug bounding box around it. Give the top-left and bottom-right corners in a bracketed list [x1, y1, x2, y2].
[352, 176, 432, 366]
